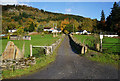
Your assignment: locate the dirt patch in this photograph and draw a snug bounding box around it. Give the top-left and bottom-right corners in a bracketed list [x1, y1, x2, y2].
[112, 36, 120, 39]
[28, 32, 39, 35]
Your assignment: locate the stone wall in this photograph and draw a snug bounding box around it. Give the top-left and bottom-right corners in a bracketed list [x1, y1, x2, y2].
[69, 34, 88, 54]
[1, 57, 36, 70]
[51, 34, 65, 52]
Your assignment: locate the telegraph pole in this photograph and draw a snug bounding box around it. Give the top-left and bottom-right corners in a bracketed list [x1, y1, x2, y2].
[73, 24, 74, 33]
[53, 23, 54, 28]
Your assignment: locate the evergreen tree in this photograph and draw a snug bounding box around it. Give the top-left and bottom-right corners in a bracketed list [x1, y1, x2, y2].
[101, 10, 105, 21]
[106, 2, 120, 34]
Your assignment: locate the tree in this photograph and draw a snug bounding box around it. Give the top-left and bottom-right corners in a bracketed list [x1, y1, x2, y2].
[28, 22, 35, 32]
[81, 18, 94, 32]
[101, 10, 105, 21]
[99, 10, 106, 31]
[106, 2, 120, 35]
[64, 24, 73, 33]
[60, 19, 69, 31]
[37, 25, 44, 33]
[24, 27, 29, 32]
[70, 19, 79, 32]
[16, 27, 24, 36]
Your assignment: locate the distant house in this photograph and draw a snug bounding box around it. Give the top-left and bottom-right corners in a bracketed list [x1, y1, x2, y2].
[44, 27, 61, 33]
[8, 29, 17, 33]
[78, 30, 91, 35]
[10, 35, 18, 40]
[0, 34, 6, 37]
[23, 36, 31, 40]
[52, 29, 58, 33]
[0, 34, 7, 39]
[44, 27, 51, 31]
[75, 30, 91, 35]
[82, 30, 87, 34]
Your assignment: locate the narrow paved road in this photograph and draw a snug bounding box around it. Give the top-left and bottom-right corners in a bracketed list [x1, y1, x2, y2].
[18, 36, 118, 79]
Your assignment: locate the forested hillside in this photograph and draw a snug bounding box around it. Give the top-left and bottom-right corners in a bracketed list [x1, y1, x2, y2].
[2, 5, 98, 33]
[2, 2, 120, 35]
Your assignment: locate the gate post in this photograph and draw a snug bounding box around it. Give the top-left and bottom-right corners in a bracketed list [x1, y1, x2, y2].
[100, 35, 103, 52]
[30, 44, 32, 57]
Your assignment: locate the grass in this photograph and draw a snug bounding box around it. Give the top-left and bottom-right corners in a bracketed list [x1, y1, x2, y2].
[1, 34, 61, 57]
[86, 49, 119, 68]
[73, 34, 120, 66]
[1, 34, 64, 79]
[73, 34, 99, 49]
[2, 52, 55, 79]
[102, 37, 120, 54]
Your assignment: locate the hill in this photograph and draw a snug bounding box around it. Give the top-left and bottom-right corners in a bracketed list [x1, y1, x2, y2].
[2, 5, 98, 33]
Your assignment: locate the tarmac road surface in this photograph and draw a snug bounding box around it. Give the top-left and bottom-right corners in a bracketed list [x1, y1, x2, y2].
[17, 35, 118, 79]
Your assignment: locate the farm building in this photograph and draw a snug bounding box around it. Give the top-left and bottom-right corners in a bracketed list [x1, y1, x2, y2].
[23, 36, 31, 40]
[10, 35, 18, 40]
[8, 29, 17, 33]
[44, 27, 52, 32]
[76, 30, 91, 35]
[44, 27, 61, 33]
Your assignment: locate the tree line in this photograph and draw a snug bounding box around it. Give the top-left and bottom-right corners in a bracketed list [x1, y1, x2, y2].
[1, 2, 120, 35]
[99, 2, 120, 35]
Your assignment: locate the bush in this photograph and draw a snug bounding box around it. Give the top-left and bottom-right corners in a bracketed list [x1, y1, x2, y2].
[44, 31, 49, 34]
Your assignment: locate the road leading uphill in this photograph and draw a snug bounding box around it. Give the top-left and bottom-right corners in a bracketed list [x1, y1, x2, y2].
[17, 35, 118, 79]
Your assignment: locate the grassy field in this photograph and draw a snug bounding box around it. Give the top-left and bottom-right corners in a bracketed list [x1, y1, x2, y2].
[73, 34, 120, 54]
[73, 34, 100, 49]
[1, 34, 63, 79]
[2, 34, 61, 57]
[102, 37, 120, 54]
[73, 34, 120, 66]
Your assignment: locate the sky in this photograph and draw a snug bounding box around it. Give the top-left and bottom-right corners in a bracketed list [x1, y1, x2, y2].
[21, 2, 115, 20]
[1, 0, 120, 20]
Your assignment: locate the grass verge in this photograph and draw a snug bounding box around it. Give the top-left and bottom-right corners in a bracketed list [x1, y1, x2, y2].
[2, 35, 64, 79]
[85, 49, 119, 68]
[73, 34, 119, 67]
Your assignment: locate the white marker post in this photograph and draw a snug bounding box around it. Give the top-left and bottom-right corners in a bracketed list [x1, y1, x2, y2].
[30, 44, 32, 57]
[100, 35, 103, 52]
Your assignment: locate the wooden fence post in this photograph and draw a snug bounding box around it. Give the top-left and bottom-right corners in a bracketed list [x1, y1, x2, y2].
[30, 44, 32, 57]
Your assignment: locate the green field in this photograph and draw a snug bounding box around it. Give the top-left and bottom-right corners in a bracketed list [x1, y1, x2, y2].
[1, 34, 63, 79]
[102, 37, 120, 54]
[73, 34, 100, 49]
[73, 34, 120, 54]
[1, 34, 61, 57]
[73, 34, 120, 66]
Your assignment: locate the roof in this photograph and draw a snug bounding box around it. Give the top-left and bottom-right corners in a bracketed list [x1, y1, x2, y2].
[44, 27, 51, 29]
[10, 35, 18, 37]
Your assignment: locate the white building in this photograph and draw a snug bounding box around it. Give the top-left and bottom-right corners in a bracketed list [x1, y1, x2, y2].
[82, 30, 91, 35]
[52, 29, 58, 33]
[82, 30, 88, 34]
[8, 29, 17, 33]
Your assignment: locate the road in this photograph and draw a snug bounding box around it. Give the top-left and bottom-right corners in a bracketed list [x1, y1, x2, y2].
[18, 35, 118, 79]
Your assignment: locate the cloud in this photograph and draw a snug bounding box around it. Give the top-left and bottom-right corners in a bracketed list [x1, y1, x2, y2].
[65, 8, 71, 13]
[0, 0, 29, 6]
[1, 0, 18, 5]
